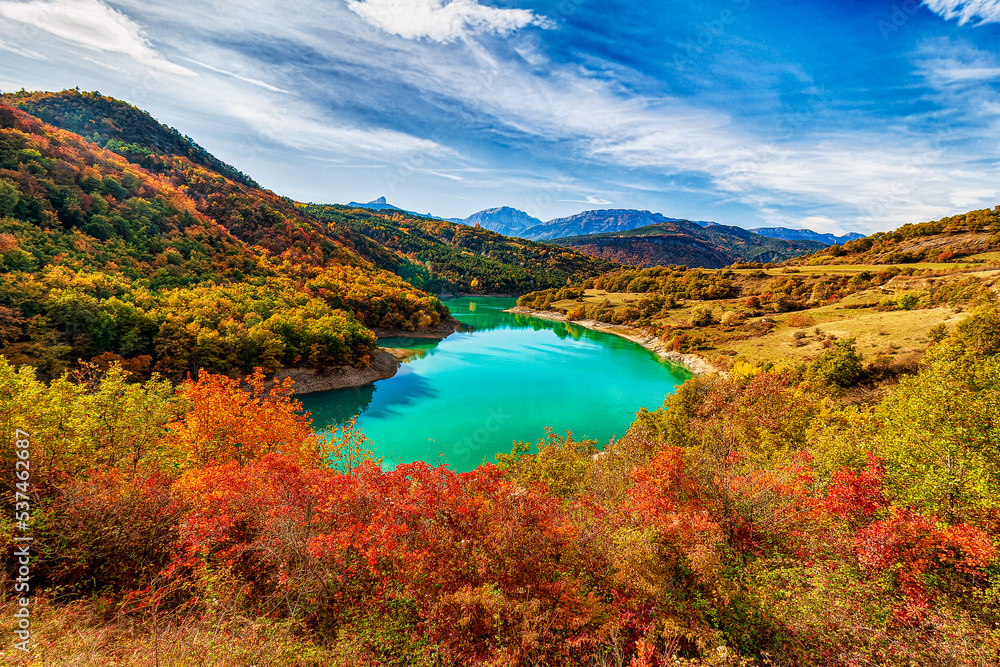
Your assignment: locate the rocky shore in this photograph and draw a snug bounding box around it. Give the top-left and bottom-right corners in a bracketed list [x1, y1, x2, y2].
[374, 317, 460, 340]
[275, 349, 401, 395]
[505, 306, 722, 377]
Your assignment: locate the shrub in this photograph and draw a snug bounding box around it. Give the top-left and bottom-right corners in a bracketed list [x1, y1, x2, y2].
[689, 306, 716, 327]
[613, 305, 641, 325]
[927, 322, 948, 342]
[896, 290, 925, 310]
[807, 338, 864, 388]
[785, 313, 815, 328]
[719, 310, 743, 327]
[671, 331, 707, 353]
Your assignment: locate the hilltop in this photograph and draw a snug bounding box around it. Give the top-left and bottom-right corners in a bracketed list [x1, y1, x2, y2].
[795, 206, 1000, 266]
[3, 88, 258, 188]
[547, 220, 825, 268]
[0, 90, 612, 381]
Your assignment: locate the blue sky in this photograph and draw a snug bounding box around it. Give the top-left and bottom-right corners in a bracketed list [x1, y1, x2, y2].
[1, 0, 999, 234]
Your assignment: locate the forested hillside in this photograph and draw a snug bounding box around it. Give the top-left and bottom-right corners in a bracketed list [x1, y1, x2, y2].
[308, 204, 617, 294]
[0, 100, 447, 379]
[3, 89, 259, 188]
[799, 206, 1000, 265]
[549, 220, 824, 268]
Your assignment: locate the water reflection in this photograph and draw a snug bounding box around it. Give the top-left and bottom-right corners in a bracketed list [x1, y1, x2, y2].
[447, 297, 594, 344]
[379, 336, 444, 363]
[306, 366, 438, 429]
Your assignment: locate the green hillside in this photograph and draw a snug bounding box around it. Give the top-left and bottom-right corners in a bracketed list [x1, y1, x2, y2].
[798, 206, 1000, 266]
[0, 99, 446, 378]
[307, 204, 618, 294]
[551, 220, 824, 268]
[3, 88, 259, 188]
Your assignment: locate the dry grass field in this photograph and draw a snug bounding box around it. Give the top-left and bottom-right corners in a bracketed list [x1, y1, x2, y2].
[547, 267, 991, 368]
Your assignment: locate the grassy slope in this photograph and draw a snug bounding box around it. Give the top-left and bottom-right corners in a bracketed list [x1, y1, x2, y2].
[543, 263, 999, 371]
[795, 206, 1000, 266]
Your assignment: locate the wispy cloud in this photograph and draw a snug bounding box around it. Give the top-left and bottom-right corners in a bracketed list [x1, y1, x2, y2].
[923, 0, 1000, 26]
[179, 57, 288, 93]
[916, 36, 1000, 82]
[559, 195, 615, 206]
[344, 0, 550, 43]
[378, 40, 992, 229]
[227, 99, 448, 157]
[0, 0, 193, 75]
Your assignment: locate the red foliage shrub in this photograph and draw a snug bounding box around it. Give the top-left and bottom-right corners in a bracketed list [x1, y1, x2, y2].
[40, 468, 178, 593]
[172, 456, 615, 662]
[309, 461, 609, 663]
[824, 454, 888, 526]
[854, 508, 996, 626]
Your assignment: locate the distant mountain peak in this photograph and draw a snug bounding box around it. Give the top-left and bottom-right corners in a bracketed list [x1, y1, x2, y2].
[521, 209, 690, 241]
[460, 207, 542, 236]
[750, 227, 865, 246]
[347, 197, 399, 210]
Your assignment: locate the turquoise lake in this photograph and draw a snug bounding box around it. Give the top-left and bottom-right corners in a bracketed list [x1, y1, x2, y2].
[299, 297, 691, 472]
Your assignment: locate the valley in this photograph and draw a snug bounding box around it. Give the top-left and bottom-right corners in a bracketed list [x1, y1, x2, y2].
[0, 89, 999, 667]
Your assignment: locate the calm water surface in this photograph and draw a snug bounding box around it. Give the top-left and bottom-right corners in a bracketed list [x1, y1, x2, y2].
[300, 297, 690, 472]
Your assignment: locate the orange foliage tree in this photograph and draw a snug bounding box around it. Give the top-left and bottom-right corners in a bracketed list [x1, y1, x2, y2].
[164, 368, 318, 467]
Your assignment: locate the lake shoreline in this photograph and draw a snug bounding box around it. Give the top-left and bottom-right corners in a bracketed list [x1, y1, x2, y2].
[286, 319, 461, 395]
[278, 349, 403, 396]
[374, 316, 461, 340]
[505, 306, 722, 377]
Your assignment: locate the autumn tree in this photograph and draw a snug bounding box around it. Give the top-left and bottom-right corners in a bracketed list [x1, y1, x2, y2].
[165, 368, 319, 467]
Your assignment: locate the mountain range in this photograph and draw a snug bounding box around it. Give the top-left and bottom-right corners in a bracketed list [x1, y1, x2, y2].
[350, 201, 848, 267]
[461, 206, 542, 236]
[356, 197, 864, 250]
[750, 227, 865, 245]
[546, 220, 826, 269]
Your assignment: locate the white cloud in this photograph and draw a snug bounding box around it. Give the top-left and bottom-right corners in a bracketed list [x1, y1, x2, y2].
[559, 195, 615, 206]
[382, 48, 992, 230]
[0, 0, 192, 74]
[5, 0, 995, 231]
[916, 38, 1000, 87]
[923, 0, 1000, 25]
[226, 100, 447, 157]
[344, 0, 549, 42]
[180, 57, 289, 94]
